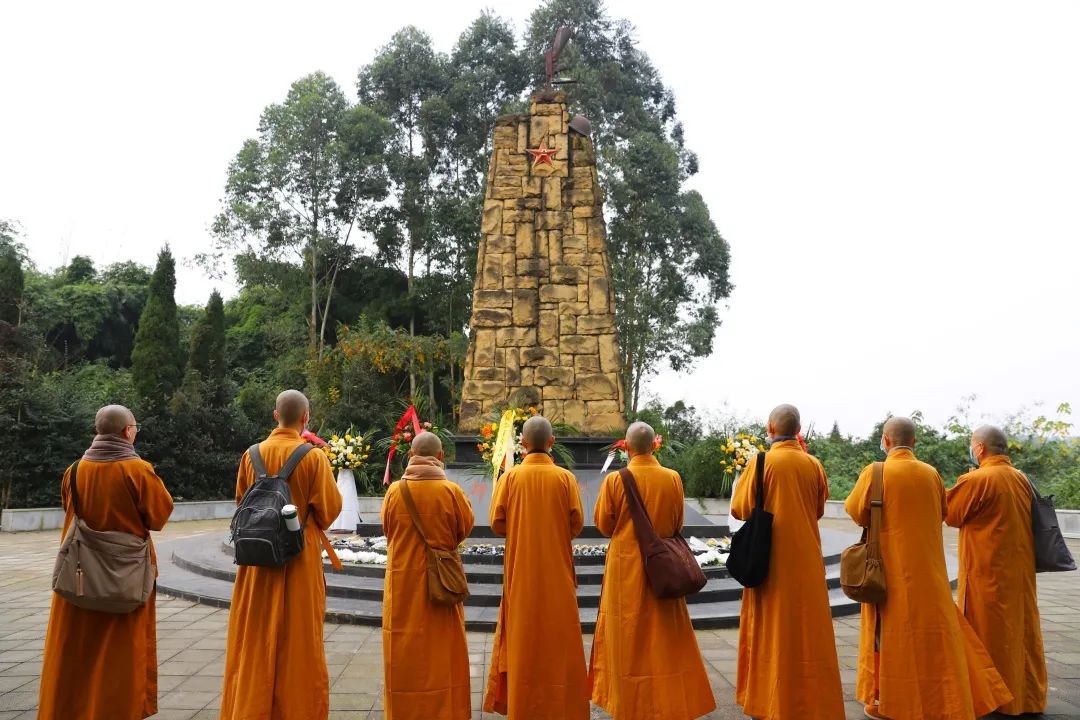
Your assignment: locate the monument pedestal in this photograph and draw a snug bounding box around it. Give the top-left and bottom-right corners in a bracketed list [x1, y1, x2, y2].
[451, 434, 614, 469]
[357, 435, 722, 539]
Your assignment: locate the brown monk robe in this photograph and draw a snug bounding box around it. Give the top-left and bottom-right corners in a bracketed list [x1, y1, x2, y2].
[220, 390, 343, 720]
[846, 416, 1013, 720]
[381, 431, 475, 720]
[731, 405, 846, 720]
[589, 422, 715, 720]
[946, 425, 1047, 715]
[483, 416, 590, 719]
[38, 405, 174, 720]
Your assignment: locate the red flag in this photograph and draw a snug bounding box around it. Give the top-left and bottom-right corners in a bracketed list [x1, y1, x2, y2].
[383, 405, 424, 485]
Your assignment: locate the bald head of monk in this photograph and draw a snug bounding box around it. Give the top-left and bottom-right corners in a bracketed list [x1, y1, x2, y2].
[971, 424, 1008, 466]
[273, 389, 310, 431]
[766, 404, 801, 439]
[409, 431, 444, 461]
[95, 404, 138, 442]
[625, 421, 657, 457]
[881, 416, 917, 453]
[521, 415, 555, 454]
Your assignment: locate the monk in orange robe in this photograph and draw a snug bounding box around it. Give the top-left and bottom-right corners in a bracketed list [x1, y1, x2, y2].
[731, 404, 846, 720]
[220, 390, 343, 720]
[589, 421, 715, 720]
[38, 405, 174, 720]
[946, 425, 1047, 715]
[381, 431, 475, 719]
[846, 416, 1013, 720]
[483, 415, 589, 719]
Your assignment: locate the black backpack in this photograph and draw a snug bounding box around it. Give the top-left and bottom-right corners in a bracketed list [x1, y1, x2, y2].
[230, 442, 313, 567]
[727, 451, 773, 588]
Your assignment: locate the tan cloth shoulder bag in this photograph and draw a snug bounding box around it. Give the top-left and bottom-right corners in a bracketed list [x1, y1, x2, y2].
[398, 479, 469, 606]
[840, 461, 886, 604]
[52, 461, 155, 613]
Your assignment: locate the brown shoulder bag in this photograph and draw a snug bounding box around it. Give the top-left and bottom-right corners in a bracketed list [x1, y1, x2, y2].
[398, 479, 470, 606]
[840, 461, 886, 603]
[619, 468, 707, 599]
[51, 461, 155, 614]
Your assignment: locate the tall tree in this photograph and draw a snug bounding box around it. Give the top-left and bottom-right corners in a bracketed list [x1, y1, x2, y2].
[132, 248, 182, 407]
[0, 248, 24, 326]
[525, 0, 731, 412]
[211, 72, 391, 357]
[358, 27, 449, 395]
[187, 290, 228, 405]
[64, 256, 97, 285]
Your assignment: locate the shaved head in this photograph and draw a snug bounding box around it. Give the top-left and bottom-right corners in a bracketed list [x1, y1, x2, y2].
[883, 416, 917, 447]
[973, 425, 1008, 455]
[768, 404, 801, 436]
[625, 421, 657, 454]
[95, 405, 134, 435]
[521, 415, 554, 451]
[275, 389, 310, 427]
[410, 431, 443, 458]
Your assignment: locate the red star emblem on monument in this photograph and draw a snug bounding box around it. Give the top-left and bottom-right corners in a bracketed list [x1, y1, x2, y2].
[526, 140, 557, 166]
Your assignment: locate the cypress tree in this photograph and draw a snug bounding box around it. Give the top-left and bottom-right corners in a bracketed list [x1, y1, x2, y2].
[132, 247, 182, 407]
[187, 290, 228, 404]
[829, 421, 843, 442]
[0, 249, 24, 325]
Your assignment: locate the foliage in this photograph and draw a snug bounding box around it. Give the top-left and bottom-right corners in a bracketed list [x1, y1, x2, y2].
[132, 248, 183, 408]
[0, 247, 24, 325]
[211, 71, 391, 356]
[186, 291, 228, 406]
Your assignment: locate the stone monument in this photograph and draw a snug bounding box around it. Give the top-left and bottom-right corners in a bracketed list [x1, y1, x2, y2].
[458, 90, 627, 435]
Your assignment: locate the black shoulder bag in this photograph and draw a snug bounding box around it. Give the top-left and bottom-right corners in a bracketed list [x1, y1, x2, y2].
[726, 451, 773, 588]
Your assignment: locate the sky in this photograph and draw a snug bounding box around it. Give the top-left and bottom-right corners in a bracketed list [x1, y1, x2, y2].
[2, 1, 1078, 437]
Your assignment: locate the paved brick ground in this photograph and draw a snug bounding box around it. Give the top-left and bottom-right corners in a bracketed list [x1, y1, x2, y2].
[1, 518, 1077, 719]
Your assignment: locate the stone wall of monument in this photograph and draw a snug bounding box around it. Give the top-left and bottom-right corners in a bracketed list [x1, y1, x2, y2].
[458, 91, 626, 434]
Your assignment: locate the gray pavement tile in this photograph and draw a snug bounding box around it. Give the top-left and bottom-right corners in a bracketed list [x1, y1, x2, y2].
[0, 518, 1076, 720]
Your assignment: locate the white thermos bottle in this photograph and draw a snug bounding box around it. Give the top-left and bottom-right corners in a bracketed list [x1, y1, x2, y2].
[281, 504, 301, 532]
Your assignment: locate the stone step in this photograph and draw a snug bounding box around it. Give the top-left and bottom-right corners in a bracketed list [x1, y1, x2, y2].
[156, 544, 866, 632]
[355, 522, 730, 540]
[174, 539, 786, 608]
[208, 537, 732, 584]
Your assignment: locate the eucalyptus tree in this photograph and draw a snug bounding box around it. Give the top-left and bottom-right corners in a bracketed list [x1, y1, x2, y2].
[211, 72, 391, 357]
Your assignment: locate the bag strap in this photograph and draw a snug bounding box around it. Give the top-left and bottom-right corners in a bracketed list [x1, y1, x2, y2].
[1022, 473, 1042, 500]
[867, 462, 884, 560]
[398, 480, 432, 550]
[319, 530, 343, 571]
[754, 451, 766, 511]
[279, 443, 314, 481]
[248, 444, 268, 479]
[619, 468, 661, 549]
[68, 461, 81, 519]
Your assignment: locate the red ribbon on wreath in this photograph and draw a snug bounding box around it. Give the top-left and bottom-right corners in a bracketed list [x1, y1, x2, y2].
[383, 405, 424, 485]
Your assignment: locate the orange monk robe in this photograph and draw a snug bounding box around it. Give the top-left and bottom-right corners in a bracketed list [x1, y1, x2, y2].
[220, 427, 343, 720]
[731, 440, 846, 720]
[946, 454, 1047, 715]
[483, 453, 590, 719]
[589, 454, 715, 720]
[381, 465, 475, 720]
[38, 458, 174, 720]
[845, 449, 1013, 720]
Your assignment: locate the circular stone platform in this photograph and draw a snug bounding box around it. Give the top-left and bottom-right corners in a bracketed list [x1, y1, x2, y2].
[154, 527, 921, 631]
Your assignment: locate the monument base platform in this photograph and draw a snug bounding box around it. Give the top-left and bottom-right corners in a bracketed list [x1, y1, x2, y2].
[155, 527, 912, 631]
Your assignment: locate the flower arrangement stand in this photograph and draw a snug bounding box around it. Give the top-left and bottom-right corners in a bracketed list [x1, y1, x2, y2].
[329, 468, 362, 533]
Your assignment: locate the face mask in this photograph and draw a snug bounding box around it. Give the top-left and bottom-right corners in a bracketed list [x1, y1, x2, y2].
[880, 439, 888, 455]
[969, 446, 980, 467]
